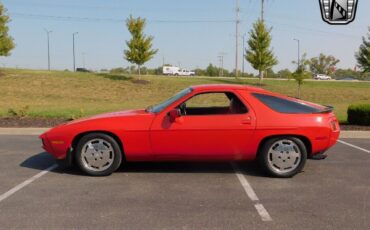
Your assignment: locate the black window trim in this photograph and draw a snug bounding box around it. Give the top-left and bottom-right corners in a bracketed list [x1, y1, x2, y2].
[177, 91, 249, 116]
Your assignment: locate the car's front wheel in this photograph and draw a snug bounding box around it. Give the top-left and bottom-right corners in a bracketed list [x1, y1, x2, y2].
[75, 133, 122, 176]
[259, 137, 307, 178]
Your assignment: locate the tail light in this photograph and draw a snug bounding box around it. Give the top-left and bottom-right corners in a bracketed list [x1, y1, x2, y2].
[330, 119, 338, 131]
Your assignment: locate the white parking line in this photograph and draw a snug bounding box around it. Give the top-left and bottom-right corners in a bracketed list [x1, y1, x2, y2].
[338, 140, 370, 153]
[254, 203, 273, 222]
[231, 162, 273, 222]
[0, 164, 58, 203]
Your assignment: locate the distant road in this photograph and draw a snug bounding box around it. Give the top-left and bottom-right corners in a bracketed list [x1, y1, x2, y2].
[159, 75, 368, 82]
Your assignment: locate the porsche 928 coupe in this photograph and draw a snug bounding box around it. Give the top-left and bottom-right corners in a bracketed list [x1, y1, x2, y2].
[40, 84, 339, 177]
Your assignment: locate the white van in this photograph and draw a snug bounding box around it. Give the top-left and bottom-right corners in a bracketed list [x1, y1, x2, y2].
[163, 66, 180, 75]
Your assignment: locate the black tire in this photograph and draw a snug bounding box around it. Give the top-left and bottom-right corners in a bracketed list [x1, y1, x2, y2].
[259, 137, 307, 178]
[75, 133, 123, 176]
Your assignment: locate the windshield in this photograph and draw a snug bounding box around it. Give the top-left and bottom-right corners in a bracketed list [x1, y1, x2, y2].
[147, 88, 193, 113]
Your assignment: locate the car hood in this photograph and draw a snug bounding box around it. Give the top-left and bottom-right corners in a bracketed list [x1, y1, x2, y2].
[64, 109, 149, 125]
[90, 109, 147, 119]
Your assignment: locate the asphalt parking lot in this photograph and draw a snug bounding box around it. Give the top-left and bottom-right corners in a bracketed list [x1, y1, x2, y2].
[0, 135, 369, 230]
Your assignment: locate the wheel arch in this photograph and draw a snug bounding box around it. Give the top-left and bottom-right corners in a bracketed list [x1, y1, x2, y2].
[70, 130, 126, 163]
[257, 134, 312, 158]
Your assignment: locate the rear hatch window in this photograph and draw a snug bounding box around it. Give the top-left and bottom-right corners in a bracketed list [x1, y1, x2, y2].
[252, 93, 330, 114]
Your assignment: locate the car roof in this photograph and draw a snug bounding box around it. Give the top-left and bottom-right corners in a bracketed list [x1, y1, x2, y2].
[191, 84, 267, 92]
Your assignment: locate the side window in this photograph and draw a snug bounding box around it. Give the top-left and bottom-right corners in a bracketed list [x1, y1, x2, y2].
[186, 93, 230, 108]
[179, 92, 248, 115]
[252, 93, 321, 114]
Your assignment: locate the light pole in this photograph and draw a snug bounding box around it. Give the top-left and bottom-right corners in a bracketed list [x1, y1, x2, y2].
[73, 32, 78, 71]
[235, 0, 240, 78]
[293, 38, 300, 69]
[44, 29, 52, 71]
[82, 52, 86, 68]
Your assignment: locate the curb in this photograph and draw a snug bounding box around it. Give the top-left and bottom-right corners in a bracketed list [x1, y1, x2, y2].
[0, 128, 369, 138]
[339, 131, 370, 139]
[0, 128, 50, 135]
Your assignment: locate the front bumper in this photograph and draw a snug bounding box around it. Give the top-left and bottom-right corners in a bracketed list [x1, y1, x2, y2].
[39, 133, 70, 160]
[55, 147, 73, 168]
[40, 133, 54, 155]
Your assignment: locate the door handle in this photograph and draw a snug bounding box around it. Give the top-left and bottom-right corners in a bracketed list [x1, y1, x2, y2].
[241, 116, 252, 124]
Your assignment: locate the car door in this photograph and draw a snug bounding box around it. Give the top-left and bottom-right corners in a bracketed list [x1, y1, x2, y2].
[150, 91, 256, 160]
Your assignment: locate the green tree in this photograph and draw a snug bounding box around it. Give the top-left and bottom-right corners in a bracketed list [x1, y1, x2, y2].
[334, 68, 362, 80]
[355, 27, 370, 73]
[0, 3, 15, 57]
[109, 67, 126, 74]
[277, 68, 292, 79]
[194, 68, 206, 76]
[307, 53, 339, 76]
[292, 54, 310, 98]
[153, 66, 163, 75]
[206, 63, 219, 76]
[245, 19, 278, 84]
[265, 68, 277, 78]
[124, 15, 158, 77]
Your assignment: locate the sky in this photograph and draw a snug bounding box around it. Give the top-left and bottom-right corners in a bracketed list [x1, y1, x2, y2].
[1, 0, 369, 73]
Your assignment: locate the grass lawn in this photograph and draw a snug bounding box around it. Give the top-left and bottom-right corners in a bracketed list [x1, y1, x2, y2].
[0, 68, 369, 122]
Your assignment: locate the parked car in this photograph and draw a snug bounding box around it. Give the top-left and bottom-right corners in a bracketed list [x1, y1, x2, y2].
[313, 74, 332, 80]
[177, 69, 195, 76]
[336, 76, 358, 81]
[76, 68, 91, 72]
[40, 84, 340, 178]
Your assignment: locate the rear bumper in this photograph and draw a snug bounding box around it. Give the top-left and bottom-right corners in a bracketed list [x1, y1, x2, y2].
[329, 130, 340, 148]
[310, 129, 340, 156]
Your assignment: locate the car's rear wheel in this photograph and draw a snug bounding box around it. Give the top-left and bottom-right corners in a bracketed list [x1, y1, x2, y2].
[259, 137, 307, 178]
[75, 133, 122, 176]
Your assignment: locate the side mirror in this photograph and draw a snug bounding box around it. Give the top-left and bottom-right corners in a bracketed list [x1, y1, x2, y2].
[169, 109, 181, 122]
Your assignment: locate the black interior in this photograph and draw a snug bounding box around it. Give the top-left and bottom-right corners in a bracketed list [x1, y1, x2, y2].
[185, 106, 230, 115]
[178, 92, 248, 116]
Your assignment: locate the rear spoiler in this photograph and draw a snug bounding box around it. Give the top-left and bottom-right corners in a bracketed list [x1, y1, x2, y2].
[315, 105, 334, 114]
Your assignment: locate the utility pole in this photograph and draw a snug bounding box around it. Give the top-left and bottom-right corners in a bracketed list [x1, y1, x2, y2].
[44, 29, 52, 71]
[72, 32, 78, 71]
[261, 0, 265, 21]
[235, 0, 240, 78]
[218, 52, 226, 77]
[293, 38, 300, 69]
[218, 55, 223, 77]
[218, 55, 222, 76]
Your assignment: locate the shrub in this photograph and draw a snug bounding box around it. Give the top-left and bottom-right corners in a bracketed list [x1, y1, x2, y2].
[7, 105, 30, 117]
[347, 104, 370, 125]
[69, 108, 85, 120]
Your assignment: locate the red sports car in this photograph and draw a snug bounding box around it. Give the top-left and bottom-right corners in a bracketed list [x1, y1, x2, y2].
[40, 84, 340, 177]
